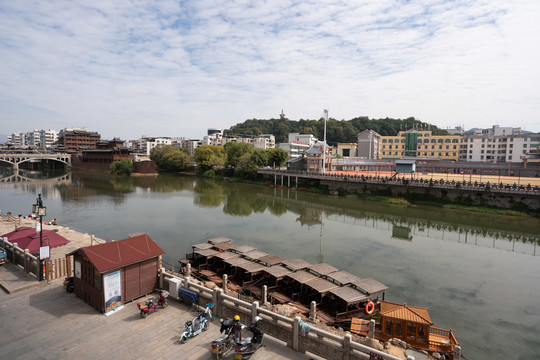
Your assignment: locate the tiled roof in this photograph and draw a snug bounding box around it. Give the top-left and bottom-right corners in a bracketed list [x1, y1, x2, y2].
[78, 234, 164, 273]
[380, 301, 433, 325]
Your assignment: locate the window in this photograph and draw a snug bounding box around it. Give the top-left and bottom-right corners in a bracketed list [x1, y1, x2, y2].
[446, 145, 449, 149]
[445, 139, 450, 143]
[382, 139, 387, 143]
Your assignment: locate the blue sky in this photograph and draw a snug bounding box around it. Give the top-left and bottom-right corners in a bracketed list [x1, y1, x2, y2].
[1, 0, 539, 140]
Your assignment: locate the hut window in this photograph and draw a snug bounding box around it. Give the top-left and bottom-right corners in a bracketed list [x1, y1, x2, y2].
[385, 319, 392, 334]
[418, 326, 426, 342]
[395, 320, 403, 337]
[407, 322, 416, 340]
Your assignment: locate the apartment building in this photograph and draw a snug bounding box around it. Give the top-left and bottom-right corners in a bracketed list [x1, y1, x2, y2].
[357, 130, 381, 159]
[58, 127, 101, 152]
[380, 130, 461, 161]
[460, 134, 540, 163]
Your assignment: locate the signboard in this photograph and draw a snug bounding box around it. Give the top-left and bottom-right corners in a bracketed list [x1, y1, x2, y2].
[74, 260, 81, 279]
[39, 246, 50, 259]
[103, 270, 122, 314]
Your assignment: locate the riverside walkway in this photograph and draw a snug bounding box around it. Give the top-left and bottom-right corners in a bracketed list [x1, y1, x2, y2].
[0, 271, 323, 360]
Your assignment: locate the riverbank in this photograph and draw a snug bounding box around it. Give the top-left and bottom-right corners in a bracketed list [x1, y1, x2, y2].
[0, 216, 105, 259]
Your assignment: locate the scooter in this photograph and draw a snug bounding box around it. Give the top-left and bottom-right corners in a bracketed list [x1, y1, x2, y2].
[63, 276, 74, 293]
[137, 289, 169, 318]
[179, 307, 210, 343]
[210, 315, 242, 359]
[234, 316, 264, 359]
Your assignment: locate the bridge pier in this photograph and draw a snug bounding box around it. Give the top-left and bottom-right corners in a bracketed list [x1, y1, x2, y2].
[12, 162, 18, 170]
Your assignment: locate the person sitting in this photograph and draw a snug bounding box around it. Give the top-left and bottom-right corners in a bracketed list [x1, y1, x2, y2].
[51, 218, 57, 225]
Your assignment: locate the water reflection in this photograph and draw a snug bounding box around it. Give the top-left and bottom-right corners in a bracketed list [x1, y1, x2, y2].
[2, 169, 539, 255]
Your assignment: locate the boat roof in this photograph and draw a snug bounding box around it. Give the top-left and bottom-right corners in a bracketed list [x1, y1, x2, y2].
[194, 248, 220, 258]
[327, 271, 361, 285]
[263, 265, 292, 278]
[258, 255, 284, 266]
[192, 242, 213, 250]
[380, 301, 433, 325]
[305, 277, 340, 293]
[214, 251, 240, 260]
[214, 242, 236, 251]
[307, 263, 339, 276]
[224, 256, 251, 266]
[242, 250, 268, 260]
[209, 237, 233, 244]
[328, 286, 369, 304]
[287, 270, 318, 284]
[352, 278, 388, 295]
[233, 245, 257, 254]
[237, 261, 267, 274]
[282, 259, 311, 271]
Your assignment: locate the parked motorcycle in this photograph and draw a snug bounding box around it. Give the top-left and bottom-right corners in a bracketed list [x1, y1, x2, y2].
[63, 276, 74, 293]
[210, 315, 242, 359]
[234, 316, 264, 359]
[137, 289, 169, 318]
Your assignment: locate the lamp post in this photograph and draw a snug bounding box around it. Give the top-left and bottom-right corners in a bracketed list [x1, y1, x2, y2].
[32, 194, 46, 281]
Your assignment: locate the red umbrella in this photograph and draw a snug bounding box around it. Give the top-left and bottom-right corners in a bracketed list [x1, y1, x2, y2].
[2, 227, 69, 253]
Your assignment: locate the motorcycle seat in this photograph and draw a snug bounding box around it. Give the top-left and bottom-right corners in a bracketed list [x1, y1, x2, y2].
[237, 337, 252, 346]
[185, 321, 192, 327]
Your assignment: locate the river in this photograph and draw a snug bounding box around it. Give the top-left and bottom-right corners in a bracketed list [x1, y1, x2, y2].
[1, 169, 539, 360]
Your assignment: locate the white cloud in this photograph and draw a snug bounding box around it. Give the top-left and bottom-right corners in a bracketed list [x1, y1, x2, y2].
[0, 0, 539, 139]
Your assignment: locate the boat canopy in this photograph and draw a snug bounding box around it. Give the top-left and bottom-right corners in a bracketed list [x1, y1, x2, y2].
[194, 248, 220, 258]
[380, 301, 433, 325]
[258, 255, 284, 266]
[307, 263, 339, 276]
[214, 242, 236, 251]
[237, 261, 267, 274]
[282, 259, 311, 271]
[305, 277, 339, 293]
[328, 286, 369, 304]
[242, 250, 268, 260]
[326, 271, 360, 285]
[352, 278, 388, 296]
[209, 237, 233, 244]
[192, 242, 213, 250]
[224, 256, 251, 266]
[215, 251, 240, 260]
[233, 245, 257, 254]
[263, 265, 292, 279]
[287, 270, 317, 284]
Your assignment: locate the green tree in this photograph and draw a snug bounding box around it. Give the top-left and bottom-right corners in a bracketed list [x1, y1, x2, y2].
[224, 142, 254, 168]
[110, 159, 134, 175]
[193, 145, 226, 172]
[267, 148, 288, 167]
[150, 145, 190, 172]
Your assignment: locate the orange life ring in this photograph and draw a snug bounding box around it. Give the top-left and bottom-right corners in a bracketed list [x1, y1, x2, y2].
[365, 300, 375, 315]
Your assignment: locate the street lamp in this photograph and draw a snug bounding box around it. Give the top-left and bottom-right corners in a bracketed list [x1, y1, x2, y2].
[32, 194, 46, 281]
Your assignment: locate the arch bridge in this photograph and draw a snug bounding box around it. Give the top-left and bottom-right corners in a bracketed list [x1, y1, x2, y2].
[0, 153, 71, 170]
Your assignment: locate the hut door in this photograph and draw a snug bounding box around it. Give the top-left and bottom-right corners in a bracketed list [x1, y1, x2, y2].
[124, 263, 140, 301]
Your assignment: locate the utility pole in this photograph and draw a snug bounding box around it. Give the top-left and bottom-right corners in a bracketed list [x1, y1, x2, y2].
[322, 109, 328, 174]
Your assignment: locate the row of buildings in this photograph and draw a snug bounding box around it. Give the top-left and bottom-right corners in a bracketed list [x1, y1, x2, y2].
[5, 124, 539, 166]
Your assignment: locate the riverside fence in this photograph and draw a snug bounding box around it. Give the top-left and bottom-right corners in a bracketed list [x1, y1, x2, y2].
[158, 268, 461, 360]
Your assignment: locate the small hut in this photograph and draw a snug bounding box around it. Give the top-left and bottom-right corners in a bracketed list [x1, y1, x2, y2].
[68, 234, 164, 314]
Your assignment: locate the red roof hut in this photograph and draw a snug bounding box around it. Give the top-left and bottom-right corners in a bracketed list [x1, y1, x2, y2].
[68, 234, 164, 313]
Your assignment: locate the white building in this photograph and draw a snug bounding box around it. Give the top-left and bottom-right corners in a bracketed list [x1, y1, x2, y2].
[252, 134, 275, 149]
[460, 134, 540, 163]
[8, 132, 25, 147]
[40, 129, 58, 148]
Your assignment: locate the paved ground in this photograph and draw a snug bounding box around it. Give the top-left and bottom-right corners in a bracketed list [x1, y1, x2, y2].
[0, 264, 323, 360]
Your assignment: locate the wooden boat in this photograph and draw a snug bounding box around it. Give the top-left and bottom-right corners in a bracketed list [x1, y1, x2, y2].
[351, 301, 459, 357]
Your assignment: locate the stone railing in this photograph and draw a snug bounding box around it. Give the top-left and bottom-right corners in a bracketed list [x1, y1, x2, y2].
[0, 237, 39, 278]
[159, 269, 406, 360]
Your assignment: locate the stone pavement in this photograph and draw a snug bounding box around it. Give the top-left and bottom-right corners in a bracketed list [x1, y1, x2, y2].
[0, 277, 324, 360]
[0, 262, 45, 294]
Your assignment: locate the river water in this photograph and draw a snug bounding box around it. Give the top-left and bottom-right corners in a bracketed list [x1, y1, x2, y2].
[1, 169, 539, 360]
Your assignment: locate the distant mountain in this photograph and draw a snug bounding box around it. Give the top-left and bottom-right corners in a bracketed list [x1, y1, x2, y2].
[0, 134, 7, 145]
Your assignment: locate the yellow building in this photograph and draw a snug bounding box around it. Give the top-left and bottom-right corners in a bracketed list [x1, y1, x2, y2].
[380, 130, 461, 160]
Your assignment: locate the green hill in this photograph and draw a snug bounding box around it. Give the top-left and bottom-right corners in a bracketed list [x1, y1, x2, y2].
[224, 116, 449, 145]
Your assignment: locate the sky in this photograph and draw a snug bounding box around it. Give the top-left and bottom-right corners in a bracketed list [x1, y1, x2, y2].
[1, 0, 539, 140]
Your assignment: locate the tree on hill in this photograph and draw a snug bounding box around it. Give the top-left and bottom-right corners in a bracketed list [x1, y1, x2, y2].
[225, 116, 449, 144]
